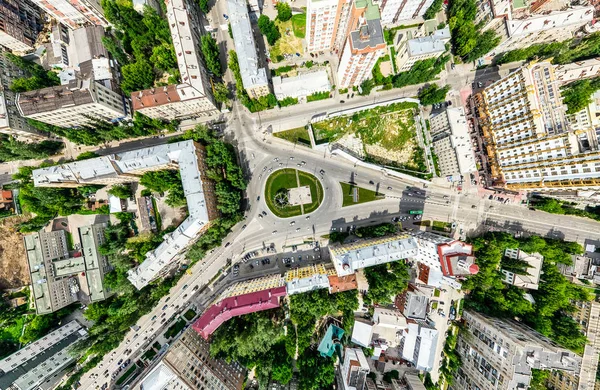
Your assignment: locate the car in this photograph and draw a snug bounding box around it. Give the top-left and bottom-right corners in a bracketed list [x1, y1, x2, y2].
[320, 169, 325, 175]
[443, 195, 449, 199]
[387, 186, 393, 190]
[471, 205, 477, 208]
[192, 285, 199, 291]
[478, 82, 483, 87]
[257, 196, 260, 201]
[182, 284, 188, 289]
[290, 221, 296, 225]
[242, 224, 247, 229]
[301, 161, 306, 165]
[223, 13, 229, 19]
[225, 242, 231, 247]
[151, 315, 157, 321]
[233, 264, 240, 270]
[369, 180, 374, 184]
[296, 228, 301, 232]
[340, 100, 345, 103]
[268, 168, 273, 173]
[263, 166, 267, 171]
[290, 156, 295, 160]
[272, 230, 277, 235]
[262, 211, 267, 216]
[306, 215, 310, 219]
[258, 214, 263, 219]
[117, 359, 123, 365]
[162, 305, 168, 311]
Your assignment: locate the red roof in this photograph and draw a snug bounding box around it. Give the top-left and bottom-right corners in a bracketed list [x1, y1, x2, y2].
[192, 286, 287, 339]
[438, 241, 476, 276]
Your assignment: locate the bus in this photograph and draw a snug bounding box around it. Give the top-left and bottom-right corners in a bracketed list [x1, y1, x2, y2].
[408, 210, 423, 215]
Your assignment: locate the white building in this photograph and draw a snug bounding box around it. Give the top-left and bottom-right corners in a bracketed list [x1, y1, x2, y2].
[500, 248, 543, 290]
[273, 71, 331, 101]
[284, 264, 333, 295]
[337, 0, 387, 88]
[554, 57, 600, 86]
[132, 0, 162, 14]
[401, 322, 438, 371]
[430, 107, 477, 177]
[138, 361, 192, 390]
[228, 0, 270, 98]
[396, 26, 450, 72]
[29, 0, 109, 29]
[376, 0, 434, 26]
[340, 348, 370, 390]
[16, 78, 130, 128]
[131, 0, 218, 120]
[329, 234, 419, 277]
[306, 0, 347, 53]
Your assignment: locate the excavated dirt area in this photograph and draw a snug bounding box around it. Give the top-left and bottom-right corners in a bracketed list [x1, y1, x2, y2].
[0, 216, 30, 289]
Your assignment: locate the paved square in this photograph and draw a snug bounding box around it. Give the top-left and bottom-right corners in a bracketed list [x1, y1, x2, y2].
[288, 185, 312, 206]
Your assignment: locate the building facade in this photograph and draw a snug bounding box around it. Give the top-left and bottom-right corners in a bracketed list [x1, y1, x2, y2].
[29, 0, 109, 29]
[16, 79, 130, 128]
[0, 0, 44, 52]
[395, 26, 450, 72]
[452, 310, 582, 390]
[273, 70, 331, 101]
[473, 61, 600, 190]
[306, 0, 348, 53]
[430, 107, 477, 177]
[375, 0, 434, 26]
[338, 348, 370, 390]
[337, 0, 387, 88]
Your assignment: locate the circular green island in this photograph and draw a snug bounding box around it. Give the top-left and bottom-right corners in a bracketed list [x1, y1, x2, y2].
[264, 168, 324, 218]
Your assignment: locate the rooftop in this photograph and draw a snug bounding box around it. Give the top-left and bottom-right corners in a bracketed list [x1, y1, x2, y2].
[350, 18, 385, 51]
[227, 0, 269, 91]
[351, 320, 374, 347]
[272, 71, 331, 100]
[506, 6, 594, 37]
[401, 322, 438, 371]
[317, 324, 345, 358]
[17, 79, 96, 117]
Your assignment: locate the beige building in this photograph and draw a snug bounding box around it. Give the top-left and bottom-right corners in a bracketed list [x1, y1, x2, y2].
[453, 310, 582, 390]
[16, 79, 130, 128]
[29, 0, 108, 29]
[395, 26, 450, 72]
[306, 0, 350, 53]
[430, 107, 477, 177]
[473, 61, 600, 191]
[0, 0, 44, 53]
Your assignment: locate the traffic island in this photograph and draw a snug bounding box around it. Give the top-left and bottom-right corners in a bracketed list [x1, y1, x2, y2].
[264, 169, 323, 218]
[340, 182, 385, 207]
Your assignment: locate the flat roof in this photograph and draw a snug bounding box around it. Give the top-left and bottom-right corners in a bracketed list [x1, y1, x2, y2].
[272, 70, 331, 99]
[24, 233, 52, 315]
[79, 224, 110, 302]
[17, 79, 96, 116]
[506, 6, 593, 37]
[350, 18, 385, 51]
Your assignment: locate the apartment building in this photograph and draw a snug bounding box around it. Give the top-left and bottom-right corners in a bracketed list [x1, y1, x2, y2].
[16, 78, 130, 128]
[0, 321, 87, 390]
[473, 61, 600, 190]
[430, 107, 477, 177]
[25, 224, 112, 315]
[375, 0, 434, 26]
[337, 0, 387, 88]
[131, 0, 219, 120]
[306, 0, 348, 53]
[29, 0, 108, 29]
[285, 264, 335, 295]
[500, 248, 543, 290]
[395, 26, 449, 72]
[139, 327, 245, 390]
[452, 310, 582, 390]
[0, 47, 47, 139]
[338, 348, 370, 390]
[0, 0, 44, 53]
[228, 0, 270, 98]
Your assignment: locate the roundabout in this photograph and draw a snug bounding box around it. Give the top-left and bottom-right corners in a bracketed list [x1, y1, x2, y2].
[264, 168, 324, 218]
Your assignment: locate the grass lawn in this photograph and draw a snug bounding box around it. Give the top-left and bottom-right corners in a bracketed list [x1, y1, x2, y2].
[142, 348, 157, 361]
[274, 127, 312, 147]
[432, 220, 451, 232]
[264, 169, 323, 218]
[165, 318, 186, 339]
[292, 13, 306, 38]
[340, 182, 385, 207]
[151, 197, 162, 232]
[116, 365, 137, 385]
[270, 19, 304, 62]
[183, 309, 196, 321]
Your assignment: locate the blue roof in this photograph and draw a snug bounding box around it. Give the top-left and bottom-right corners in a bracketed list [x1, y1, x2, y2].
[317, 325, 345, 358]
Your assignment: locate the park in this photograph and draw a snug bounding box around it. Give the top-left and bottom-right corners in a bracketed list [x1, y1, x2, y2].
[264, 169, 323, 218]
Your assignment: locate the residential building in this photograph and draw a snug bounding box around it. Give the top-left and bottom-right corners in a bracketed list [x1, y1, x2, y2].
[401, 321, 438, 371]
[16, 78, 131, 128]
[396, 287, 429, 320]
[337, 0, 387, 88]
[452, 310, 582, 390]
[395, 26, 450, 72]
[351, 320, 374, 347]
[131, 0, 218, 120]
[554, 58, 600, 86]
[396, 372, 427, 390]
[375, 0, 434, 25]
[132, 0, 161, 14]
[0, 48, 47, 139]
[500, 248, 543, 290]
[29, 0, 108, 29]
[430, 107, 477, 177]
[328, 274, 359, 293]
[25, 224, 112, 315]
[0, 0, 44, 53]
[0, 190, 14, 211]
[285, 264, 335, 295]
[0, 321, 87, 390]
[31, 141, 220, 290]
[228, 0, 270, 98]
[306, 0, 348, 53]
[473, 61, 600, 190]
[317, 324, 345, 358]
[273, 70, 331, 101]
[339, 348, 370, 390]
[329, 234, 419, 277]
[140, 327, 245, 390]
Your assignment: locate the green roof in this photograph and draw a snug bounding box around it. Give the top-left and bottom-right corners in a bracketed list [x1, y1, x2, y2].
[365, 0, 381, 20]
[317, 324, 345, 358]
[512, 0, 527, 9]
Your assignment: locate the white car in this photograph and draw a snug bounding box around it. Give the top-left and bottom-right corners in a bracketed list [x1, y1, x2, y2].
[272, 230, 277, 235]
[290, 221, 295, 225]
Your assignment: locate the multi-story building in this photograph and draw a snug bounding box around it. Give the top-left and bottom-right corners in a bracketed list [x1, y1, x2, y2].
[0, 0, 44, 53]
[273, 70, 331, 101]
[16, 78, 131, 128]
[401, 321, 438, 371]
[338, 348, 370, 390]
[430, 107, 477, 177]
[285, 264, 335, 295]
[131, 0, 219, 120]
[29, 0, 108, 29]
[306, 0, 349, 53]
[31, 140, 220, 290]
[452, 310, 582, 390]
[139, 327, 245, 390]
[375, 0, 434, 26]
[395, 26, 450, 72]
[0, 47, 47, 139]
[500, 248, 543, 290]
[25, 224, 112, 315]
[337, 0, 387, 88]
[228, 0, 270, 98]
[473, 61, 600, 190]
[0, 321, 87, 390]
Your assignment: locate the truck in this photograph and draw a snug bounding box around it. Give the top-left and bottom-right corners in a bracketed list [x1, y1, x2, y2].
[408, 210, 423, 215]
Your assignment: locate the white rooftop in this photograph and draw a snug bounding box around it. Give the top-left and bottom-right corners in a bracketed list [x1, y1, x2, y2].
[402, 322, 438, 371]
[227, 0, 269, 91]
[272, 70, 331, 100]
[506, 6, 594, 37]
[446, 107, 477, 174]
[407, 27, 450, 57]
[139, 361, 191, 390]
[351, 320, 374, 347]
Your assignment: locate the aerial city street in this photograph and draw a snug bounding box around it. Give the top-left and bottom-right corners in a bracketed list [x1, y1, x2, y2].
[2, 0, 600, 389]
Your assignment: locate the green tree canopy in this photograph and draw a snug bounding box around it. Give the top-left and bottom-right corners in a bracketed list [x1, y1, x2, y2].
[201, 34, 223, 77]
[258, 15, 281, 46]
[107, 184, 133, 199]
[120, 60, 155, 94]
[276, 2, 292, 21]
[6, 53, 60, 92]
[448, 0, 500, 62]
[418, 84, 450, 105]
[364, 261, 410, 304]
[0, 136, 63, 162]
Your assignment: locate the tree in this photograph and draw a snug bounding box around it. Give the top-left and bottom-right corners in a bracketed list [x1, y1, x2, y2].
[562, 78, 600, 114]
[76, 151, 100, 160]
[107, 184, 133, 199]
[297, 349, 335, 390]
[212, 81, 230, 104]
[276, 2, 292, 21]
[258, 15, 281, 46]
[423, 0, 442, 19]
[198, 0, 210, 13]
[364, 261, 410, 304]
[0, 136, 63, 162]
[383, 370, 400, 383]
[201, 34, 222, 77]
[120, 60, 155, 94]
[448, 0, 499, 62]
[6, 53, 60, 92]
[150, 43, 177, 72]
[418, 84, 450, 105]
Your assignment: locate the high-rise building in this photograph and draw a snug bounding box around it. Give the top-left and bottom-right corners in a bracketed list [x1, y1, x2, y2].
[0, 0, 44, 53]
[337, 348, 370, 390]
[16, 78, 131, 128]
[305, 0, 349, 53]
[473, 61, 600, 191]
[139, 327, 246, 390]
[131, 0, 219, 120]
[29, 0, 108, 29]
[452, 310, 582, 390]
[336, 0, 387, 88]
[375, 0, 434, 26]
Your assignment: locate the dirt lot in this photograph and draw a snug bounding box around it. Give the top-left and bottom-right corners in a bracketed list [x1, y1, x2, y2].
[0, 216, 30, 289]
